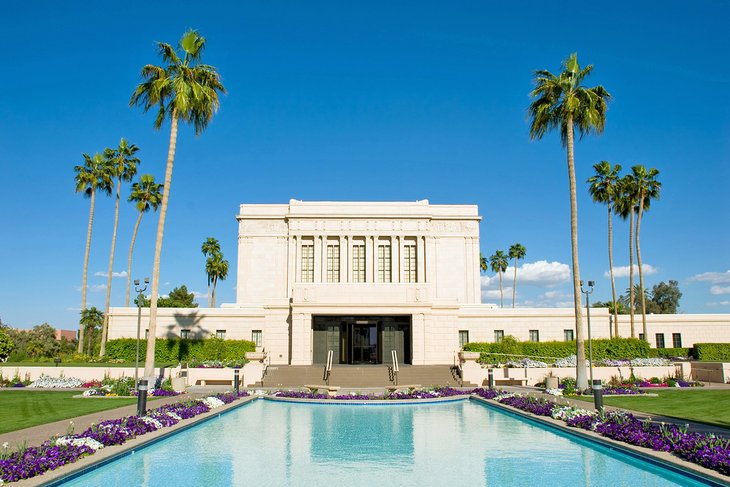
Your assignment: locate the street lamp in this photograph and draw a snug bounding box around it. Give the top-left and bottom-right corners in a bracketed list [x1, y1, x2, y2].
[134, 277, 149, 388]
[580, 280, 595, 388]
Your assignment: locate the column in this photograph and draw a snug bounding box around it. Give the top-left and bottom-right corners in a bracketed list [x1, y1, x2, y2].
[314, 236, 322, 282]
[339, 235, 346, 283]
[321, 236, 328, 283]
[365, 235, 374, 282]
[372, 236, 378, 282]
[345, 235, 352, 283]
[287, 235, 296, 295]
[397, 236, 404, 283]
[390, 236, 398, 284]
[293, 235, 300, 284]
[417, 236, 426, 283]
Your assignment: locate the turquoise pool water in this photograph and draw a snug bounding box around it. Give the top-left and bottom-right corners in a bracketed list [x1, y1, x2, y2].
[61, 399, 713, 486]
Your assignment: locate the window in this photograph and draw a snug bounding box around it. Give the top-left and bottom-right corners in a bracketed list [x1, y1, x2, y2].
[494, 330, 504, 343]
[327, 244, 340, 282]
[145, 329, 149, 339]
[215, 329, 226, 340]
[378, 243, 392, 282]
[529, 330, 540, 342]
[252, 330, 262, 347]
[639, 333, 645, 341]
[403, 242, 417, 283]
[181, 329, 191, 340]
[672, 333, 682, 348]
[655, 333, 665, 349]
[459, 330, 469, 348]
[300, 243, 314, 282]
[352, 243, 366, 283]
[564, 329, 574, 341]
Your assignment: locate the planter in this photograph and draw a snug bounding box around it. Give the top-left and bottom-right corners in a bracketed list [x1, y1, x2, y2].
[459, 351, 481, 362]
[245, 352, 266, 362]
[171, 376, 187, 392]
[545, 376, 559, 390]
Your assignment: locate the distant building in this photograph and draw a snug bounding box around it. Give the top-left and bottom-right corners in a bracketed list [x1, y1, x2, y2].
[108, 200, 730, 365]
[55, 329, 77, 341]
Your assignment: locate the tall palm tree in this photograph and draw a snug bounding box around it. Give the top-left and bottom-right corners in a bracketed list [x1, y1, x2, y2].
[615, 175, 639, 337]
[80, 306, 104, 356]
[100, 139, 140, 356]
[508, 243, 526, 308]
[130, 29, 226, 379]
[632, 164, 661, 341]
[125, 175, 163, 306]
[74, 153, 113, 353]
[528, 52, 610, 389]
[489, 250, 509, 308]
[479, 252, 488, 273]
[205, 252, 229, 308]
[587, 161, 622, 337]
[201, 237, 222, 307]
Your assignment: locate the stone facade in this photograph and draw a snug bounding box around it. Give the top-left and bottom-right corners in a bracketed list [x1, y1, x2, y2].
[108, 200, 730, 365]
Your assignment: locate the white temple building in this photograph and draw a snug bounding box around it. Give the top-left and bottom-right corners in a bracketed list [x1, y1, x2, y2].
[108, 200, 730, 365]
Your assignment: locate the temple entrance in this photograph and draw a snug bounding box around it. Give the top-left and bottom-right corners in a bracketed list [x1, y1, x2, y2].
[312, 315, 411, 365]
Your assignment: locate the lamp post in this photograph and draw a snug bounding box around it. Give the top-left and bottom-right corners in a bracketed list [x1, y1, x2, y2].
[134, 278, 149, 389]
[580, 280, 595, 389]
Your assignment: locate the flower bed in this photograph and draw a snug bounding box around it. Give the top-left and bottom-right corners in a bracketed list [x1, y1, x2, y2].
[0, 392, 248, 484]
[27, 375, 84, 389]
[271, 387, 469, 401]
[480, 391, 730, 476]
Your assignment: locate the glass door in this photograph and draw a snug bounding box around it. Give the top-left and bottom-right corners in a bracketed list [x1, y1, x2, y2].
[351, 324, 378, 364]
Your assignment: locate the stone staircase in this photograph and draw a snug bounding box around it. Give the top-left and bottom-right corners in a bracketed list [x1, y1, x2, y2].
[259, 364, 475, 388]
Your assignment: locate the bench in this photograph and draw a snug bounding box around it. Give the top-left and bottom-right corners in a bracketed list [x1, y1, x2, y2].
[386, 384, 422, 393]
[304, 384, 341, 396]
[492, 378, 529, 386]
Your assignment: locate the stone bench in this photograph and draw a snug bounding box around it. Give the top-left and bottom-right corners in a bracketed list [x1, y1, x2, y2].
[493, 377, 529, 386]
[385, 384, 422, 393]
[304, 384, 341, 396]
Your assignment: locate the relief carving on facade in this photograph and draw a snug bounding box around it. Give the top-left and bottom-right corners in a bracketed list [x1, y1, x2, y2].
[240, 219, 288, 235]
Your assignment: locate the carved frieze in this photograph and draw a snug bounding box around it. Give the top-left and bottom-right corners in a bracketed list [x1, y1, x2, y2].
[239, 219, 288, 236]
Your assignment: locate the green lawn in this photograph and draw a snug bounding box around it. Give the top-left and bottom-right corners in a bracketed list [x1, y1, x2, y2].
[572, 389, 730, 429]
[0, 391, 161, 434]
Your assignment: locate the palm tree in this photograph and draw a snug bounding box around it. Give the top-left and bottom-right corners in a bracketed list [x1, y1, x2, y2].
[479, 252, 488, 273]
[125, 175, 163, 306]
[489, 250, 509, 308]
[508, 243, 526, 308]
[587, 161, 622, 337]
[632, 165, 661, 341]
[74, 153, 113, 353]
[130, 29, 225, 379]
[80, 307, 104, 356]
[528, 52, 610, 390]
[201, 237, 222, 307]
[100, 139, 140, 356]
[615, 175, 639, 337]
[205, 252, 229, 308]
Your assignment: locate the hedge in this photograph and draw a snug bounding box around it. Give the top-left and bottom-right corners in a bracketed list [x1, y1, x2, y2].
[105, 338, 256, 363]
[691, 343, 730, 361]
[463, 337, 651, 362]
[649, 347, 691, 358]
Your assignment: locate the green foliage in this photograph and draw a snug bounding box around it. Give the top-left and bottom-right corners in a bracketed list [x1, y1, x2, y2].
[463, 337, 651, 362]
[649, 347, 690, 358]
[647, 280, 682, 314]
[0, 328, 13, 359]
[692, 343, 730, 361]
[136, 285, 198, 308]
[5, 323, 63, 361]
[105, 337, 255, 362]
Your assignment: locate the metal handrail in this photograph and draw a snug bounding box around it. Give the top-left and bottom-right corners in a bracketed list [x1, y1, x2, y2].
[455, 353, 464, 386]
[323, 350, 333, 385]
[391, 350, 399, 386]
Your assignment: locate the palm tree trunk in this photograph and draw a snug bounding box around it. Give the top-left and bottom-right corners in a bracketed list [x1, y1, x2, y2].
[498, 271, 503, 308]
[636, 194, 648, 342]
[100, 179, 122, 357]
[512, 259, 517, 308]
[207, 279, 211, 308]
[125, 212, 144, 307]
[78, 190, 96, 353]
[144, 111, 178, 380]
[629, 207, 635, 337]
[566, 117, 587, 390]
[211, 275, 217, 308]
[608, 204, 618, 337]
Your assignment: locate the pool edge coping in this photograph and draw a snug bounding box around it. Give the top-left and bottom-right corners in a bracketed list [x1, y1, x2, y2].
[263, 395, 470, 405]
[469, 395, 730, 487]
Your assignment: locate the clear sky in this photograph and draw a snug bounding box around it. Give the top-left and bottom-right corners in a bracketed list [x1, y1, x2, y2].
[1, 1, 728, 329]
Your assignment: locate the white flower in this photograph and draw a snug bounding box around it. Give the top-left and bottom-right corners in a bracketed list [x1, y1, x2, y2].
[28, 374, 84, 389]
[55, 436, 104, 451]
[544, 388, 563, 396]
[201, 396, 225, 409]
[139, 416, 163, 429]
[2, 442, 8, 449]
[165, 411, 182, 421]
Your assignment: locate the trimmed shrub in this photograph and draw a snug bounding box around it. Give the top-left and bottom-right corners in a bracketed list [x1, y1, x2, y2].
[692, 343, 730, 361]
[105, 338, 256, 363]
[649, 347, 690, 358]
[463, 337, 651, 363]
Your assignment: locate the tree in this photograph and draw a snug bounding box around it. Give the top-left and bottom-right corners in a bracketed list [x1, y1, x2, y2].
[201, 237, 221, 306]
[25, 324, 60, 359]
[100, 139, 140, 356]
[528, 52, 611, 390]
[125, 175, 163, 306]
[0, 328, 13, 362]
[587, 161, 622, 336]
[615, 175, 639, 337]
[489, 250, 509, 308]
[74, 152, 113, 353]
[137, 285, 198, 308]
[479, 252, 488, 273]
[632, 164, 661, 341]
[205, 252, 229, 308]
[80, 307, 104, 356]
[508, 243, 526, 308]
[649, 280, 682, 314]
[130, 29, 225, 379]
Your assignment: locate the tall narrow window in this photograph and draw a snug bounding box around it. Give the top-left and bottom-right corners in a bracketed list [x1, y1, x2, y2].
[655, 333, 665, 348]
[494, 330, 504, 343]
[352, 243, 366, 282]
[459, 330, 469, 348]
[378, 243, 392, 282]
[564, 329, 574, 341]
[300, 243, 314, 282]
[327, 243, 340, 282]
[403, 242, 417, 283]
[181, 329, 191, 340]
[672, 333, 682, 348]
[529, 330, 540, 342]
[215, 329, 226, 339]
[252, 330, 262, 348]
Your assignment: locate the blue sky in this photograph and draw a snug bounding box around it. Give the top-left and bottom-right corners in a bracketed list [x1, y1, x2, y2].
[1, 1, 728, 329]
